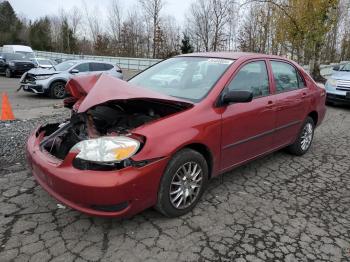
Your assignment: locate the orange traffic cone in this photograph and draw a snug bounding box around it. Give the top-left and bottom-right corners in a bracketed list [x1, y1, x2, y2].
[1, 92, 15, 121]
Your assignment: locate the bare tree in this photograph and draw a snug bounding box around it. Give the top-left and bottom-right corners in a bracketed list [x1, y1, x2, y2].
[138, 0, 164, 58]
[108, 0, 123, 44]
[82, 0, 102, 46]
[186, 0, 235, 52]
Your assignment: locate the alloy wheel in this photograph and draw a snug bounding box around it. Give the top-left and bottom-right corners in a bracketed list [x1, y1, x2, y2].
[300, 122, 313, 151]
[53, 84, 65, 98]
[169, 161, 203, 209]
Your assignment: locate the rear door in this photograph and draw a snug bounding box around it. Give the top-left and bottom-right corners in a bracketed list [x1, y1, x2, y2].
[220, 60, 276, 171]
[269, 60, 308, 147]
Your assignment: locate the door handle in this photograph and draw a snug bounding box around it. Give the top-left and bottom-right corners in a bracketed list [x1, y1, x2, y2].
[266, 100, 274, 110]
[301, 92, 307, 98]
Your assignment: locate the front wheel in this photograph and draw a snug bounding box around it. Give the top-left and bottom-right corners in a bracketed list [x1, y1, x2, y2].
[287, 117, 315, 156]
[5, 68, 12, 78]
[50, 81, 66, 99]
[156, 149, 208, 217]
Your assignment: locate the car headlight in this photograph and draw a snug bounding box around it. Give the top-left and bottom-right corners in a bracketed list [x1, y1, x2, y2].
[327, 78, 337, 87]
[9, 61, 15, 66]
[35, 75, 51, 80]
[71, 136, 140, 163]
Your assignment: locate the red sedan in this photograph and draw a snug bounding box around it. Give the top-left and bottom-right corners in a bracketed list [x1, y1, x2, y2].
[26, 52, 326, 218]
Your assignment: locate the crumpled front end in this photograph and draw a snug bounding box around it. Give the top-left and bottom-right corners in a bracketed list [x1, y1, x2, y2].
[26, 73, 191, 217]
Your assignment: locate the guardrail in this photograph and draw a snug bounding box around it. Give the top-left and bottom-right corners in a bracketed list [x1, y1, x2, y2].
[34, 51, 161, 71]
[0, 47, 348, 76]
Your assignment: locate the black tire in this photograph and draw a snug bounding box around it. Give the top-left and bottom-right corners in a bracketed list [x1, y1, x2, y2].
[5, 68, 12, 78]
[156, 148, 209, 217]
[287, 117, 315, 156]
[50, 81, 66, 99]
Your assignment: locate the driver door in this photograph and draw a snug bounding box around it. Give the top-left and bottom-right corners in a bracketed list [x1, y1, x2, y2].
[220, 60, 276, 172]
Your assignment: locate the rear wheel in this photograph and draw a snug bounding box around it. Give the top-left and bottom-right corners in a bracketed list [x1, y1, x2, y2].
[287, 117, 314, 156]
[5, 68, 12, 78]
[156, 149, 208, 217]
[50, 81, 66, 99]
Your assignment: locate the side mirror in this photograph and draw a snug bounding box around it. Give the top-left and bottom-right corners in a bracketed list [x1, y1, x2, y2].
[70, 69, 79, 74]
[333, 65, 340, 71]
[222, 90, 253, 105]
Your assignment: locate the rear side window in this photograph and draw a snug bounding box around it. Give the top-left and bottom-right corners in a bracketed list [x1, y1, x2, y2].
[227, 61, 270, 98]
[104, 63, 113, 70]
[271, 61, 303, 92]
[90, 63, 106, 71]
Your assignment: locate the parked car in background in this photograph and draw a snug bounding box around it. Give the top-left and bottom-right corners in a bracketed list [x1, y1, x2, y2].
[31, 57, 57, 69]
[325, 62, 350, 104]
[0, 52, 35, 77]
[26, 52, 326, 218]
[19, 60, 123, 98]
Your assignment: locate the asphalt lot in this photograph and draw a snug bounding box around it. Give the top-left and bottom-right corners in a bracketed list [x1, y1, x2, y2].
[0, 75, 349, 261]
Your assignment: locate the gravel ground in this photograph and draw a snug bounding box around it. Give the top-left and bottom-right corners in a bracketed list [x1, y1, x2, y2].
[0, 111, 69, 172]
[0, 106, 350, 262]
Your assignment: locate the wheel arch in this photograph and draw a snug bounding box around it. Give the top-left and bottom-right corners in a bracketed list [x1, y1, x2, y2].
[181, 143, 214, 179]
[308, 111, 318, 126]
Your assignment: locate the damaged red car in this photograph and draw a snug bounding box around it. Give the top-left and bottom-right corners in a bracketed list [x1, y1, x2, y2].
[26, 53, 326, 218]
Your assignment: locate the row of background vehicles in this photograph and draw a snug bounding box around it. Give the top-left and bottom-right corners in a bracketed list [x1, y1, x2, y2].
[0, 45, 123, 98]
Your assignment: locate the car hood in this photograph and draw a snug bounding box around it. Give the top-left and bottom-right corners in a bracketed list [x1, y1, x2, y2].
[10, 60, 34, 64]
[66, 73, 194, 113]
[27, 67, 60, 75]
[332, 71, 350, 81]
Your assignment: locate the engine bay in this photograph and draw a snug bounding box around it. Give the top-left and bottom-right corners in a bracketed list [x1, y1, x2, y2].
[39, 99, 188, 163]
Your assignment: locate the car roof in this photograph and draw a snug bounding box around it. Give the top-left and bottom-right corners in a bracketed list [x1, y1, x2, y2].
[178, 52, 290, 61]
[68, 60, 114, 64]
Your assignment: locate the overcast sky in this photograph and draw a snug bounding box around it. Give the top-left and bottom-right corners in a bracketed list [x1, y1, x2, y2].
[9, 0, 191, 24]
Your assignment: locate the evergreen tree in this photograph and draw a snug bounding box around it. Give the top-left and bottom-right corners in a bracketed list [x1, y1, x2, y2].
[0, 1, 23, 45]
[29, 17, 52, 50]
[180, 34, 193, 54]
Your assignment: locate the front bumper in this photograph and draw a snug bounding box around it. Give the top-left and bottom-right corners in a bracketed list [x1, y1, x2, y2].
[20, 83, 45, 94]
[326, 93, 350, 104]
[26, 128, 169, 217]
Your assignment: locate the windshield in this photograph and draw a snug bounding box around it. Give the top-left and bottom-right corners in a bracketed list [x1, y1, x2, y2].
[6, 53, 33, 61]
[340, 63, 350, 72]
[16, 51, 35, 60]
[55, 61, 78, 71]
[129, 57, 234, 102]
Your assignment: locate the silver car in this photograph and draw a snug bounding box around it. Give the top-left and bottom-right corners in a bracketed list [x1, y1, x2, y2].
[325, 62, 350, 105]
[19, 60, 123, 98]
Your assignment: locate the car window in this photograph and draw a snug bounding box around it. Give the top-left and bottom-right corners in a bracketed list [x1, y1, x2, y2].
[271, 61, 300, 92]
[340, 63, 350, 72]
[227, 61, 270, 98]
[74, 63, 89, 72]
[90, 63, 106, 71]
[104, 63, 114, 70]
[129, 57, 234, 102]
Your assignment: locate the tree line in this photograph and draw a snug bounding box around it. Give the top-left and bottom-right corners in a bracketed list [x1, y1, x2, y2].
[1, 0, 350, 80]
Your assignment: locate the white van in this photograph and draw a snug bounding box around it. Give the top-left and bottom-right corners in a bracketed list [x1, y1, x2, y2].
[1, 45, 35, 59]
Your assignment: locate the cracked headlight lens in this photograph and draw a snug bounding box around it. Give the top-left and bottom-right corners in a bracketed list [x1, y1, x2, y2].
[71, 136, 140, 163]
